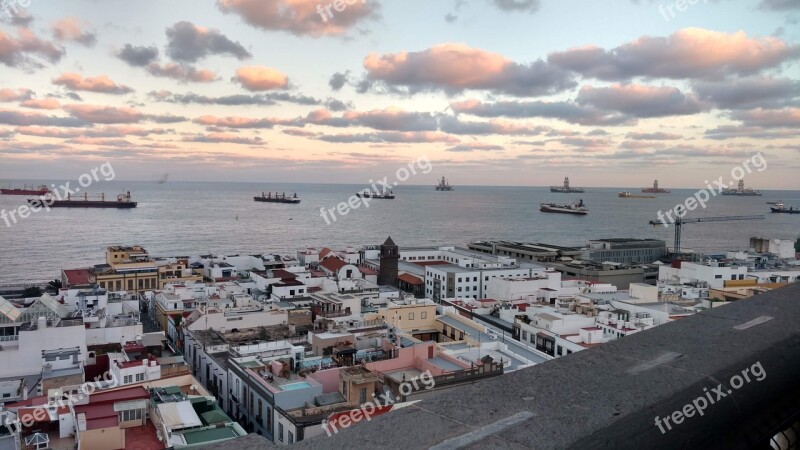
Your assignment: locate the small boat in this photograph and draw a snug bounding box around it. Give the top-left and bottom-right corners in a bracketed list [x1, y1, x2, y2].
[254, 192, 300, 204]
[770, 203, 800, 214]
[540, 199, 588, 215]
[1, 184, 50, 196]
[619, 191, 656, 198]
[356, 188, 395, 199]
[641, 179, 671, 194]
[435, 176, 454, 191]
[550, 177, 585, 193]
[28, 191, 137, 208]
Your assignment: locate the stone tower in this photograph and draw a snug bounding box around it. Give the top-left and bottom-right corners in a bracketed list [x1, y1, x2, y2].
[378, 236, 399, 286]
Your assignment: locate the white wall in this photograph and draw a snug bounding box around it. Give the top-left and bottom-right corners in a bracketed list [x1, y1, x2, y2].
[85, 324, 143, 346]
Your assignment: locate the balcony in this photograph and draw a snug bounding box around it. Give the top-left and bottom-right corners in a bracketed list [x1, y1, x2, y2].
[279, 283, 800, 449]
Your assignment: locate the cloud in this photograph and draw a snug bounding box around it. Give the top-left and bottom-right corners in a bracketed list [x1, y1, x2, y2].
[341, 108, 438, 131]
[165, 21, 251, 62]
[15, 125, 169, 139]
[576, 84, 709, 117]
[234, 66, 289, 91]
[146, 63, 218, 83]
[626, 131, 682, 140]
[194, 115, 291, 129]
[0, 109, 85, 127]
[759, 0, 800, 10]
[4, 11, 33, 27]
[20, 98, 60, 109]
[152, 91, 318, 106]
[730, 108, 800, 128]
[692, 76, 800, 109]
[63, 104, 186, 124]
[447, 143, 504, 152]
[325, 98, 352, 111]
[439, 116, 548, 135]
[549, 28, 800, 80]
[0, 28, 64, 68]
[329, 71, 350, 90]
[704, 125, 800, 140]
[316, 131, 459, 144]
[363, 43, 575, 96]
[53, 73, 133, 95]
[183, 132, 264, 145]
[217, 0, 380, 37]
[0, 88, 33, 102]
[450, 99, 632, 126]
[116, 44, 159, 66]
[489, 0, 540, 13]
[51, 17, 96, 46]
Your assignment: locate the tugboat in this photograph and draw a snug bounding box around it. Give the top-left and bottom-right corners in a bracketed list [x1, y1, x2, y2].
[254, 192, 301, 204]
[435, 177, 454, 191]
[540, 199, 588, 215]
[356, 188, 395, 199]
[550, 177, 585, 193]
[619, 191, 655, 198]
[769, 203, 800, 214]
[1, 184, 50, 196]
[28, 191, 137, 208]
[641, 179, 671, 194]
[722, 179, 762, 196]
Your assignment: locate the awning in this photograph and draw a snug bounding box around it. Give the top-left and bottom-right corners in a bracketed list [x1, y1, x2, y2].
[157, 401, 202, 430]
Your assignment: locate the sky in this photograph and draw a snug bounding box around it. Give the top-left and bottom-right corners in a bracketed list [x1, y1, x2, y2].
[0, 0, 798, 188]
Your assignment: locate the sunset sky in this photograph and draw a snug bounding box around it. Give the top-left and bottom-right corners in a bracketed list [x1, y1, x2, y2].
[0, 0, 798, 188]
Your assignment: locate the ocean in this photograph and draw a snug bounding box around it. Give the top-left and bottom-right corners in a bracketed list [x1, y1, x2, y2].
[1, 180, 798, 283]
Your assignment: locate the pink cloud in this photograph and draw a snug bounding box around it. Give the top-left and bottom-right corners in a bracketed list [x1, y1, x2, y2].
[51, 17, 96, 46]
[0, 88, 33, 102]
[53, 73, 133, 94]
[234, 66, 289, 91]
[217, 0, 379, 37]
[20, 98, 61, 110]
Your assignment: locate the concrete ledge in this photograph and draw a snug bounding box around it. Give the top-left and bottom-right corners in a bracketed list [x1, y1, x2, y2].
[203, 283, 800, 449]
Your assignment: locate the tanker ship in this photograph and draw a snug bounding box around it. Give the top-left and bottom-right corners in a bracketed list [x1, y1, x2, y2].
[1, 184, 50, 196]
[28, 191, 137, 208]
[641, 179, 671, 194]
[549, 177, 585, 193]
[254, 192, 301, 204]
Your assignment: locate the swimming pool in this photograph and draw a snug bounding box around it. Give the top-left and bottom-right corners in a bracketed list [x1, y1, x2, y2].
[280, 381, 312, 391]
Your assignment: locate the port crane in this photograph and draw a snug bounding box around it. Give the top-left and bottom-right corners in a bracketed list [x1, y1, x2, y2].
[648, 215, 765, 256]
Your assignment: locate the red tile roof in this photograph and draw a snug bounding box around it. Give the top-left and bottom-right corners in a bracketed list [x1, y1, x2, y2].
[320, 257, 348, 272]
[397, 273, 423, 286]
[63, 268, 93, 286]
[359, 265, 378, 275]
[582, 327, 601, 331]
[84, 386, 150, 405]
[319, 247, 332, 259]
[272, 269, 297, 281]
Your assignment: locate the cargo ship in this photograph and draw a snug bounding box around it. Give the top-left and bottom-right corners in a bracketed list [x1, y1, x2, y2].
[435, 177, 454, 191]
[356, 188, 395, 199]
[550, 177, 585, 193]
[28, 191, 137, 208]
[722, 179, 762, 196]
[619, 191, 655, 198]
[254, 192, 300, 204]
[641, 179, 671, 194]
[1, 184, 50, 196]
[540, 199, 588, 215]
[770, 203, 799, 214]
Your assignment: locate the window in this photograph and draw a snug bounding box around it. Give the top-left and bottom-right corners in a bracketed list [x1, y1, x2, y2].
[409, 312, 414, 320]
[124, 375, 133, 384]
[278, 423, 284, 442]
[421, 312, 427, 319]
[288, 431, 294, 444]
[714, 275, 722, 279]
[135, 373, 144, 382]
[473, 277, 477, 282]
[119, 409, 143, 422]
[359, 388, 367, 403]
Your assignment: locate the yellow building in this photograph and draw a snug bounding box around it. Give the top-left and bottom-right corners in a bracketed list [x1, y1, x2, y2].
[96, 246, 158, 294]
[375, 297, 438, 341]
[157, 259, 203, 289]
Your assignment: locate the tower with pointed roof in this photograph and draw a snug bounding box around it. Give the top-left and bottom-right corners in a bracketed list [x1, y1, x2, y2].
[378, 236, 399, 286]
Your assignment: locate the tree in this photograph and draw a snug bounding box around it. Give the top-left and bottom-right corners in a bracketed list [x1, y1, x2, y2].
[46, 279, 62, 292]
[172, 315, 182, 329]
[795, 237, 800, 252]
[21, 286, 42, 298]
